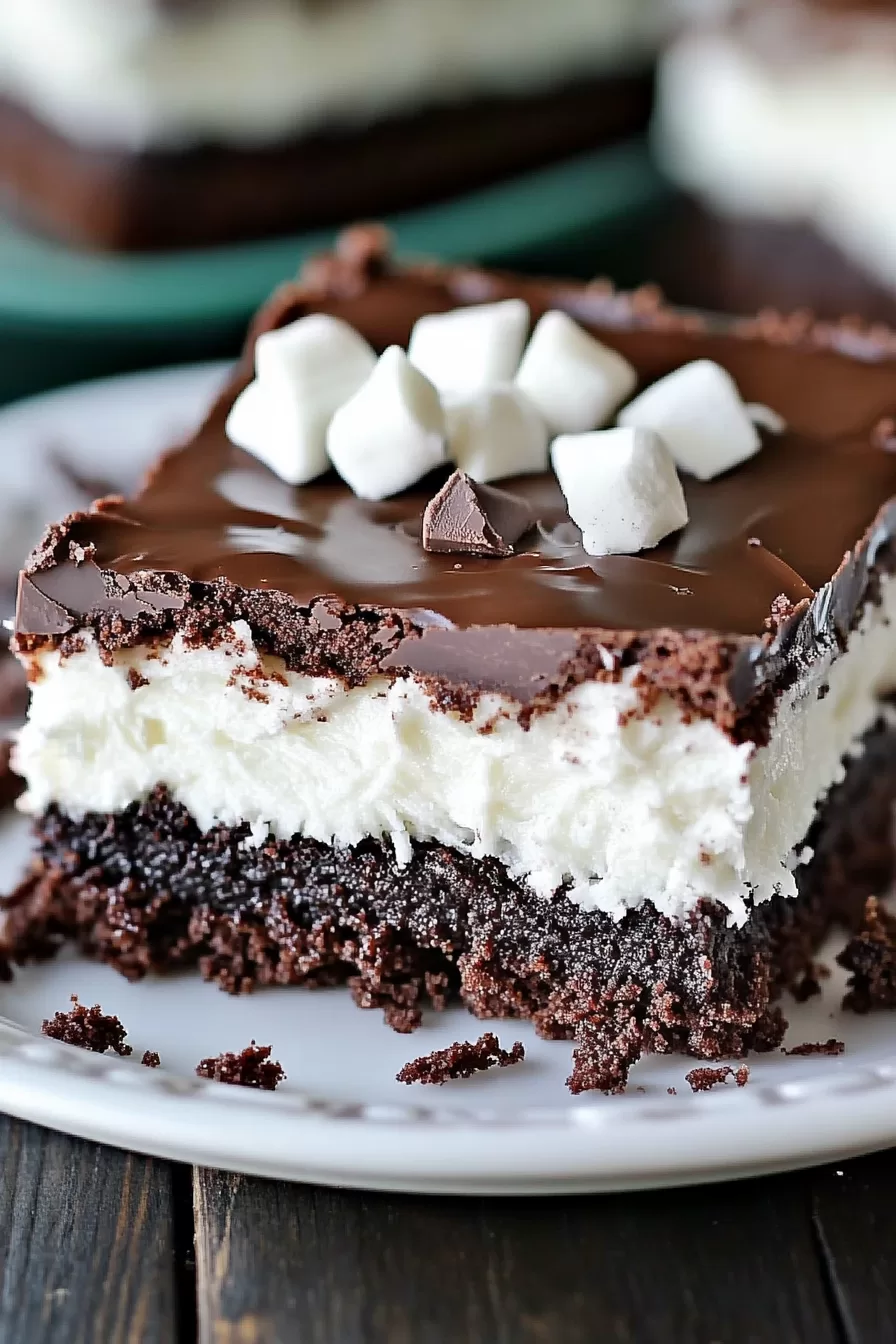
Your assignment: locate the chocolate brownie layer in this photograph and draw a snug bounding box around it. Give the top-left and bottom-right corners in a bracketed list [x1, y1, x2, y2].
[7, 717, 895, 1091]
[0, 68, 653, 251]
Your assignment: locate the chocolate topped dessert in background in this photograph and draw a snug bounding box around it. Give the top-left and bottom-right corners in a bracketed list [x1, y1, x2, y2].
[652, 0, 896, 325]
[0, 0, 660, 250]
[7, 227, 896, 1093]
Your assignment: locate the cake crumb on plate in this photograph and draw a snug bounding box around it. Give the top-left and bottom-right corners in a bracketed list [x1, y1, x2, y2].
[397, 1033, 524, 1085]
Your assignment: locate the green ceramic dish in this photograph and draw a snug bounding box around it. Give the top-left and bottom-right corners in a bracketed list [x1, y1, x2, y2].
[0, 138, 664, 404]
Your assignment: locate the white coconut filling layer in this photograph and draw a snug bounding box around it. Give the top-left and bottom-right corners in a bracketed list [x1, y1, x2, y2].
[0, 0, 658, 151]
[15, 577, 896, 925]
[657, 33, 896, 289]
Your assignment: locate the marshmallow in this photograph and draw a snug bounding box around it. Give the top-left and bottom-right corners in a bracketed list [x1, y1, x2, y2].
[746, 402, 787, 435]
[514, 310, 637, 434]
[618, 359, 760, 481]
[226, 314, 377, 485]
[447, 385, 549, 484]
[408, 300, 529, 399]
[551, 427, 689, 557]
[326, 346, 447, 500]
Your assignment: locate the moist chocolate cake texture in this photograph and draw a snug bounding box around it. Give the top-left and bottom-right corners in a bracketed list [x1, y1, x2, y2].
[8, 229, 896, 1093]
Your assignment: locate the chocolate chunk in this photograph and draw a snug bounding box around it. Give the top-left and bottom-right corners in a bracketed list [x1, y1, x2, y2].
[16, 561, 185, 637]
[422, 470, 534, 557]
[382, 627, 578, 701]
[16, 574, 74, 637]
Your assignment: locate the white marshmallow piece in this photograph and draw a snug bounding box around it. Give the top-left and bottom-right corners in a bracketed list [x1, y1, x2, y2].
[551, 427, 689, 557]
[447, 385, 549, 484]
[226, 314, 377, 485]
[618, 359, 761, 481]
[515, 310, 637, 435]
[326, 346, 447, 500]
[408, 300, 529, 399]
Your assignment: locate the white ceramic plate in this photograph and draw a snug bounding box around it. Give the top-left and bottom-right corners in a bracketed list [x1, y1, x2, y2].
[0, 366, 895, 1195]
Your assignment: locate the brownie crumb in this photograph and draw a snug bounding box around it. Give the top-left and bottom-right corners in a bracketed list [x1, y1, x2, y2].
[127, 669, 148, 691]
[784, 1039, 845, 1057]
[667, 1086, 677, 1095]
[141, 1051, 161, 1068]
[196, 1042, 285, 1090]
[397, 1032, 525, 1085]
[838, 896, 896, 1013]
[41, 996, 132, 1055]
[685, 1065, 749, 1093]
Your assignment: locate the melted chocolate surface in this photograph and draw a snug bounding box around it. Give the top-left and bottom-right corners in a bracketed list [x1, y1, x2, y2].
[23, 263, 896, 644]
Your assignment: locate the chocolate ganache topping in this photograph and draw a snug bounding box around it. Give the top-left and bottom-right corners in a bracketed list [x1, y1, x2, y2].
[16, 229, 896, 720]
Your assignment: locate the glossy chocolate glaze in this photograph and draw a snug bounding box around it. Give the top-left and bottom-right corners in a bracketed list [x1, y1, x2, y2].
[16, 235, 896, 719]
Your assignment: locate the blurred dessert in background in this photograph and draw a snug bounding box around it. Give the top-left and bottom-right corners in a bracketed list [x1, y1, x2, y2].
[652, 0, 896, 323]
[0, 0, 660, 251]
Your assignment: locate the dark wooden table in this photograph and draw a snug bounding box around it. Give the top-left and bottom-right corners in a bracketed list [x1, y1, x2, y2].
[2, 1118, 894, 1343]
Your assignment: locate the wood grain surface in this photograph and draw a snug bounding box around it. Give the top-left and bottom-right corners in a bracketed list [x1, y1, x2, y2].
[3, 1119, 895, 1344]
[0, 1117, 180, 1344]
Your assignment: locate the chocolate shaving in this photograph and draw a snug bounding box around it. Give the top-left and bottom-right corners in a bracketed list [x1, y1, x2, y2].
[41, 996, 132, 1055]
[397, 1032, 525, 1084]
[422, 469, 534, 558]
[196, 1042, 285, 1090]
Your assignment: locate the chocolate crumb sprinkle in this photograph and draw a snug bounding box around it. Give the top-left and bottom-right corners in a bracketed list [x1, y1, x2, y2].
[41, 996, 132, 1055]
[784, 1039, 845, 1057]
[685, 1065, 749, 1093]
[141, 1051, 161, 1068]
[196, 1042, 285, 1090]
[397, 1032, 525, 1085]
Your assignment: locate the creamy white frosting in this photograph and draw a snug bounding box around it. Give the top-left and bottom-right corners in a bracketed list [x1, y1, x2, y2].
[0, 0, 658, 150]
[657, 27, 896, 288]
[15, 577, 896, 924]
